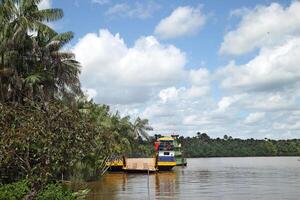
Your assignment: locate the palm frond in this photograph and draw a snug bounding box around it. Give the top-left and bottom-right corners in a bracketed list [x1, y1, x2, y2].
[33, 0, 43, 5]
[35, 8, 64, 22]
[51, 51, 75, 60]
[50, 31, 74, 47]
[25, 73, 42, 84]
[34, 20, 56, 33]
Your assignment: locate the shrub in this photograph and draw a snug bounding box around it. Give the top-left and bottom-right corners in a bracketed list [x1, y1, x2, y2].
[36, 184, 76, 200]
[0, 180, 30, 200]
[0, 181, 87, 200]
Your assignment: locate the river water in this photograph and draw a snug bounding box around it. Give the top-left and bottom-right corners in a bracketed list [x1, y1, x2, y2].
[86, 157, 300, 200]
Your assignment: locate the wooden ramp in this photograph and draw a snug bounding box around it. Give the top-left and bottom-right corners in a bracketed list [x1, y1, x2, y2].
[123, 158, 157, 172]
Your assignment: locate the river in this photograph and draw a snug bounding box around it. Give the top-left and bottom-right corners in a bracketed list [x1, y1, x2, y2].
[86, 157, 300, 200]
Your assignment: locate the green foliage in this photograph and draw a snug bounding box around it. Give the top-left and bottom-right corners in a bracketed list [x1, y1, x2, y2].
[0, 0, 81, 104]
[35, 184, 75, 200]
[1, 101, 134, 181]
[0, 180, 89, 200]
[0, 181, 82, 200]
[180, 133, 300, 157]
[132, 117, 153, 140]
[0, 180, 29, 200]
[0, 100, 153, 184]
[0, 1, 154, 198]
[1, 102, 95, 184]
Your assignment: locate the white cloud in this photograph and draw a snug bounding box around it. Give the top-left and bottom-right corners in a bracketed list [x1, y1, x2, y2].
[219, 38, 300, 92]
[82, 87, 98, 101]
[185, 85, 209, 98]
[72, 26, 299, 138]
[244, 112, 265, 125]
[214, 33, 300, 138]
[220, 2, 300, 55]
[73, 29, 186, 104]
[141, 94, 217, 135]
[273, 111, 300, 131]
[246, 93, 298, 112]
[72, 1, 300, 139]
[139, 75, 219, 136]
[186, 68, 210, 97]
[157, 68, 211, 104]
[105, 2, 160, 19]
[159, 87, 179, 103]
[38, 0, 51, 9]
[217, 95, 244, 112]
[105, 3, 129, 15]
[154, 6, 206, 40]
[190, 68, 209, 85]
[273, 122, 300, 131]
[216, 3, 300, 136]
[183, 115, 214, 126]
[92, 0, 110, 5]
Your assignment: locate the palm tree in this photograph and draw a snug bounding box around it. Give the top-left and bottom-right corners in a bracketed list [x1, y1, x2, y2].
[32, 31, 81, 102]
[132, 117, 153, 140]
[0, 0, 81, 104]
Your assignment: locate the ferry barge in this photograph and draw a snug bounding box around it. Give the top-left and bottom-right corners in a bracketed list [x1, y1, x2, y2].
[106, 135, 186, 172]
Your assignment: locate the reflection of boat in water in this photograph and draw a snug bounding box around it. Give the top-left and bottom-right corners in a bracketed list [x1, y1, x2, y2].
[155, 172, 177, 198]
[87, 170, 178, 200]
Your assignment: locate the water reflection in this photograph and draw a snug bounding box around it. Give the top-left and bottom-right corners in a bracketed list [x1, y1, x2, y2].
[86, 157, 300, 200]
[155, 172, 177, 198]
[86, 173, 127, 200]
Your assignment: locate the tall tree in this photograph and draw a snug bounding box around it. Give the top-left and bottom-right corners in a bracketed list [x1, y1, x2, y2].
[132, 117, 153, 140]
[0, 0, 81, 104]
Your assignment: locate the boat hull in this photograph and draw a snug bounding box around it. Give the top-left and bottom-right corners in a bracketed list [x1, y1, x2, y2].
[108, 165, 123, 171]
[157, 161, 176, 171]
[106, 160, 123, 171]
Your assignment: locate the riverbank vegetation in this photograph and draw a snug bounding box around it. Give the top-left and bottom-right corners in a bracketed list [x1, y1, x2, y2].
[178, 133, 300, 157]
[0, 0, 152, 199]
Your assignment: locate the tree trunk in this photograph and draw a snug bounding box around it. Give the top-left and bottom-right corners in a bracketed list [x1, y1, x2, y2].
[0, 53, 4, 102]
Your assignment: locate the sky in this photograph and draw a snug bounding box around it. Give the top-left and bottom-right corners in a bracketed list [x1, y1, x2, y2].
[42, 0, 300, 139]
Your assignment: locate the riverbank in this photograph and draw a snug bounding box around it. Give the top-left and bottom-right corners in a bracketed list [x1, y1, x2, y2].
[178, 133, 300, 157]
[0, 181, 89, 200]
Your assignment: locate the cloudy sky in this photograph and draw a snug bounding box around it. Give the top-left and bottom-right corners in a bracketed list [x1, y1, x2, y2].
[45, 0, 300, 139]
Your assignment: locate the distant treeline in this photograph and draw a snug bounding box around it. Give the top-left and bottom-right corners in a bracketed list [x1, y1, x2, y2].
[176, 133, 300, 157]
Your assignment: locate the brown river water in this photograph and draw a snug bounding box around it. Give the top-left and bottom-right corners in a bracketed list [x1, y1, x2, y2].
[86, 157, 300, 200]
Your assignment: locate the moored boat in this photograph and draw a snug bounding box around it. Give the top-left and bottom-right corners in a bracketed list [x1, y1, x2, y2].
[155, 136, 177, 170]
[106, 135, 183, 172]
[106, 159, 123, 171]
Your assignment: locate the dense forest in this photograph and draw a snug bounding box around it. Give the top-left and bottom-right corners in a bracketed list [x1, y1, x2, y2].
[0, 0, 152, 199]
[177, 133, 300, 157]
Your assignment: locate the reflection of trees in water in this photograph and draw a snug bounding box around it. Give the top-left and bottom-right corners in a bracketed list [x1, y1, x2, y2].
[86, 173, 128, 200]
[155, 172, 177, 198]
[86, 171, 181, 199]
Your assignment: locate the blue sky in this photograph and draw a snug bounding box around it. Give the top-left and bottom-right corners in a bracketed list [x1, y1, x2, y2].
[54, 0, 287, 68]
[43, 0, 300, 139]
